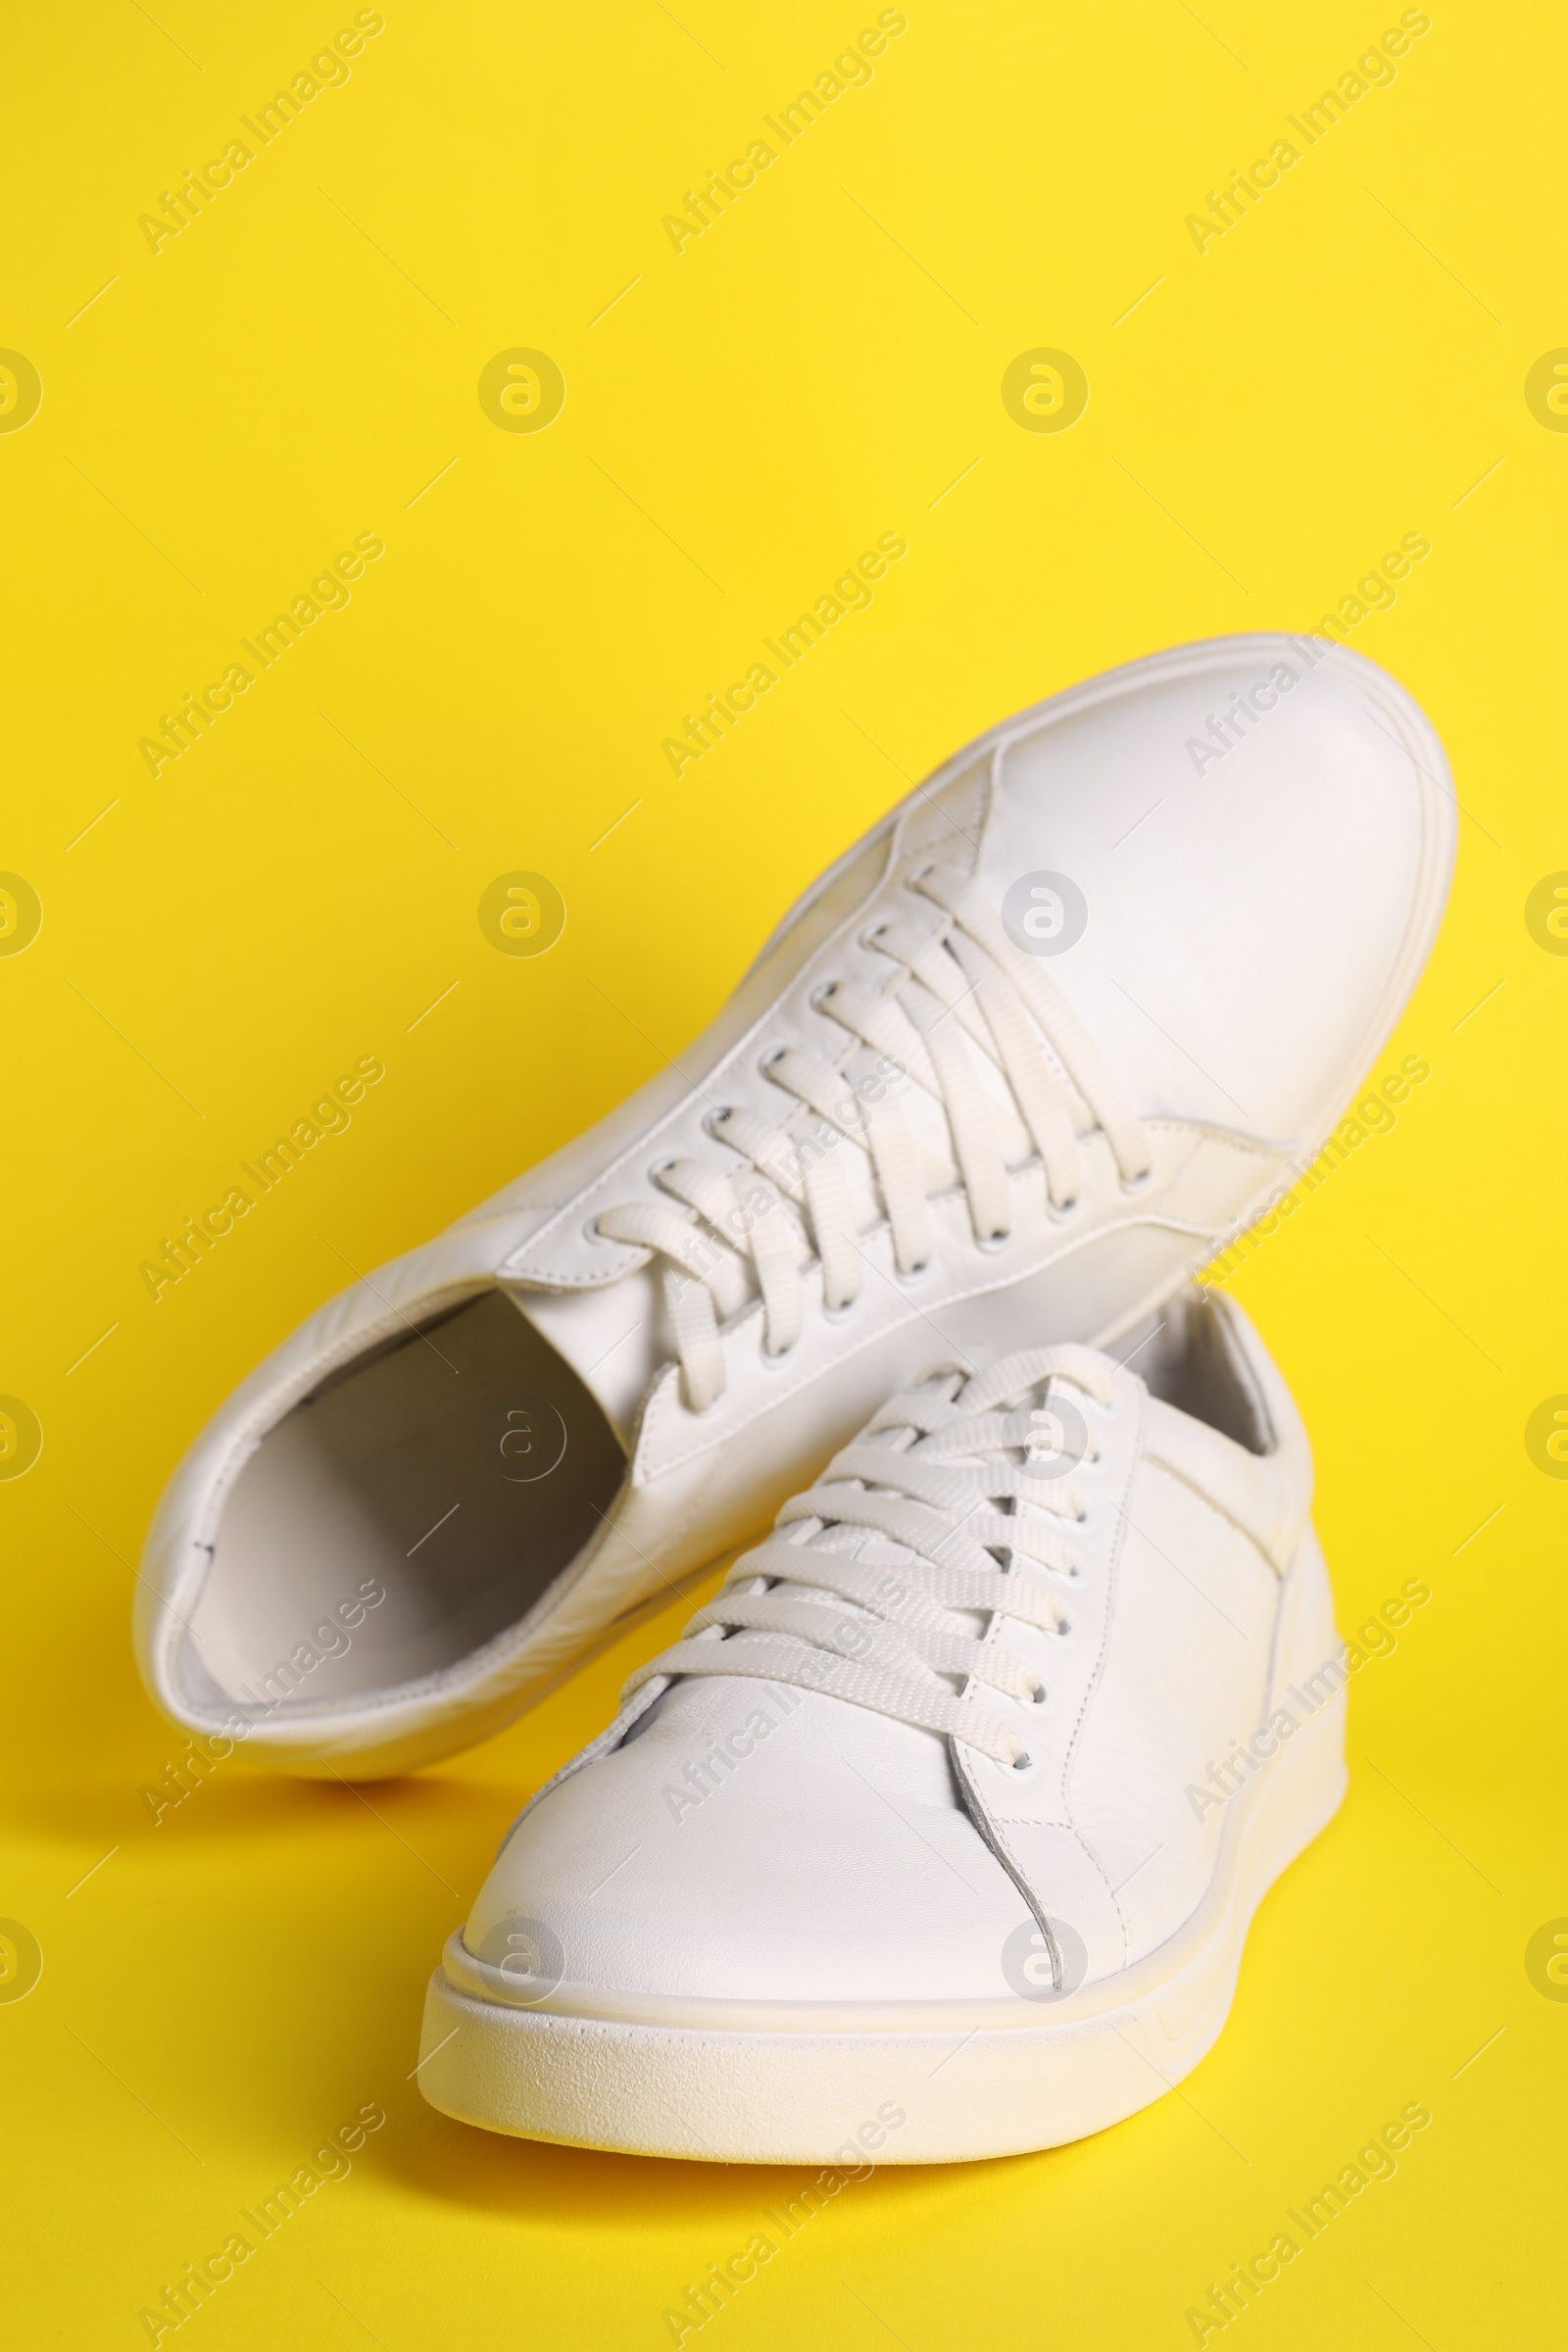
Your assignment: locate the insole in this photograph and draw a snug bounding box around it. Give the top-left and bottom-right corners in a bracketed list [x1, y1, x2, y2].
[181, 1290, 626, 1707]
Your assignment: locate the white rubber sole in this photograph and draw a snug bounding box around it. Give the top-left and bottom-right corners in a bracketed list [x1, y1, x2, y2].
[416, 1677, 1348, 2165]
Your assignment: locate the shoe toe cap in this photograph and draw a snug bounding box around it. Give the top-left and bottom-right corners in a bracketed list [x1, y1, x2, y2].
[985, 635, 1455, 1136]
[458, 1687, 1035, 2010]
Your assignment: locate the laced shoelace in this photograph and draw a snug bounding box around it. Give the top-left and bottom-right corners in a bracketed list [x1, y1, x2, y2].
[595, 865, 1151, 1409]
[623, 1346, 1114, 1766]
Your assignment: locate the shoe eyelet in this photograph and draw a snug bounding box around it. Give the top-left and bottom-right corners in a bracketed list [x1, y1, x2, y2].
[1118, 1167, 1152, 1197]
[1008, 1748, 1034, 1773]
[760, 1047, 789, 1082]
[585, 1215, 612, 1246]
[820, 1295, 858, 1324]
[1047, 1193, 1082, 1222]
[649, 1156, 678, 1188]
[704, 1107, 736, 1139]
[975, 1228, 1012, 1254]
[859, 922, 891, 952]
[760, 1340, 800, 1368]
[896, 1257, 933, 1285]
[905, 860, 937, 893]
[809, 981, 841, 1014]
[1026, 1680, 1048, 1706]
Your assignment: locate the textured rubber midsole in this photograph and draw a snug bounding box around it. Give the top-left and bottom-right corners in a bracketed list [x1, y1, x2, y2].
[416, 1674, 1348, 2162]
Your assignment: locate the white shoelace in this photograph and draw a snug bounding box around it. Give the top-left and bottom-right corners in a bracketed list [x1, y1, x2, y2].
[624, 1346, 1114, 1766]
[595, 865, 1150, 1409]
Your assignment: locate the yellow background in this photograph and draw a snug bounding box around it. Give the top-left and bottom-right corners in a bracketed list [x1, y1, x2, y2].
[3, 1, 1564, 2343]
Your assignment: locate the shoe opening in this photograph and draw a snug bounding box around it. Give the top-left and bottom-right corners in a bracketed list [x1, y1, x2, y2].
[1122, 1288, 1275, 1455]
[179, 1290, 626, 1712]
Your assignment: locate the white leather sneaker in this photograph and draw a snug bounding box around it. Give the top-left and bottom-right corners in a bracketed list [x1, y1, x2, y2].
[136, 633, 1452, 1776]
[417, 1287, 1347, 2164]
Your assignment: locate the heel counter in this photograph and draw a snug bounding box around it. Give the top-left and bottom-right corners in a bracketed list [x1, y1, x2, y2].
[1268, 1522, 1343, 1716]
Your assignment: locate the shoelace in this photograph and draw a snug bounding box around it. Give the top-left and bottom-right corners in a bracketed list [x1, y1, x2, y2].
[595, 865, 1151, 1409]
[624, 1346, 1114, 1766]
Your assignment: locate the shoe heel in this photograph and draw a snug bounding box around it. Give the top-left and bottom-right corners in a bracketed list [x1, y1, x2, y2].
[1241, 1522, 1349, 1896]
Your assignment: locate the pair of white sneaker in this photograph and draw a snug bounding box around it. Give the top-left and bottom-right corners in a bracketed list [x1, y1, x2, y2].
[138, 634, 1455, 2163]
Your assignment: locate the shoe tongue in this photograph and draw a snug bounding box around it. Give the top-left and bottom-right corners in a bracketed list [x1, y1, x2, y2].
[500, 1272, 662, 1450]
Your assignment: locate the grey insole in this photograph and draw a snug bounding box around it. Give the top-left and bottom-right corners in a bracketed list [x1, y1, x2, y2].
[182, 1291, 626, 1704]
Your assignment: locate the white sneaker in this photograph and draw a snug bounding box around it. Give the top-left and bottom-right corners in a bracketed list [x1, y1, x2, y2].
[135, 633, 1452, 1776]
[417, 1287, 1347, 2163]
